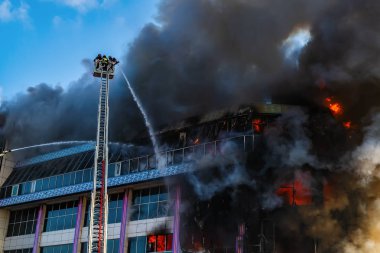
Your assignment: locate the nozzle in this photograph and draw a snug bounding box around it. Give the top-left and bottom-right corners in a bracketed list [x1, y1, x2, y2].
[0, 150, 11, 157]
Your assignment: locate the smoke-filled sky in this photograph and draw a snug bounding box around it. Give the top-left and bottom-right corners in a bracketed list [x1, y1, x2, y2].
[0, 0, 380, 146]
[0, 0, 379, 147]
[2, 0, 380, 147]
[2, 1, 380, 252]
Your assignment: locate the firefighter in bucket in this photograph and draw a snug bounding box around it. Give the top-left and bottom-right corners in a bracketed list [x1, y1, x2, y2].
[93, 54, 119, 79]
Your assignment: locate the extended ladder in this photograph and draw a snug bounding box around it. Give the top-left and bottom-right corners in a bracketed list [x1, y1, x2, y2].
[88, 71, 110, 253]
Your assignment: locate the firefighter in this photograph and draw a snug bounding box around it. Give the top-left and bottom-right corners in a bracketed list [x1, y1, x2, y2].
[101, 55, 109, 70]
[109, 56, 119, 65]
[108, 56, 119, 72]
[94, 54, 102, 69]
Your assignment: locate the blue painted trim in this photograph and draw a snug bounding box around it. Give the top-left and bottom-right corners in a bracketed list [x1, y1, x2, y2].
[0, 163, 193, 207]
[16, 144, 95, 168]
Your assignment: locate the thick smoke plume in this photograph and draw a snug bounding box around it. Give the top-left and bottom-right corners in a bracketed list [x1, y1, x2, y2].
[1, 0, 380, 252]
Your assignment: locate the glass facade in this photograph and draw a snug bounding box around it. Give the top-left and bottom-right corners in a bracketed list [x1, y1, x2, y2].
[0, 168, 93, 198]
[41, 244, 73, 253]
[108, 193, 124, 224]
[0, 135, 251, 200]
[128, 236, 147, 253]
[0, 161, 127, 199]
[44, 201, 78, 232]
[7, 207, 39, 237]
[4, 249, 33, 253]
[107, 239, 120, 253]
[130, 186, 171, 221]
[80, 239, 119, 253]
[83, 193, 124, 227]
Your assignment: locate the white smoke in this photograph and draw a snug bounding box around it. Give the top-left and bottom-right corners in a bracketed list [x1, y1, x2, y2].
[188, 140, 255, 200]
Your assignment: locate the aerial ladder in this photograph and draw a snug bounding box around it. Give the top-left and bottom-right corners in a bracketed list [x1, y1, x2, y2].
[88, 56, 117, 253]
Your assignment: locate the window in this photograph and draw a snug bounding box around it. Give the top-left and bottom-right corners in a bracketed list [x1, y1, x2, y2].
[108, 164, 116, 178]
[75, 170, 84, 184]
[130, 186, 171, 221]
[11, 185, 19, 196]
[107, 239, 120, 253]
[44, 201, 78, 232]
[42, 178, 50, 191]
[147, 234, 173, 253]
[115, 162, 122, 176]
[21, 182, 31, 194]
[35, 179, 43, 192]
[80, 239, 119, 253]
[7, 207, 38, 237]
[84, 193, 124, 226]
[41, 244, 73, 253]
[83, 169, 92, 182]
[108, 193, 124, 223]
[56, 175, 63, 188]
[31, 180, 36, 193]
[128, 236, 147, 253]
[4, 248, 33, 253]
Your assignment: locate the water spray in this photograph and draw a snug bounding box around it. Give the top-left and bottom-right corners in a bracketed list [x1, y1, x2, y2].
[0, 141, 94, 157]
[120, 70, 163, 167]
[0, 140, 134, 158]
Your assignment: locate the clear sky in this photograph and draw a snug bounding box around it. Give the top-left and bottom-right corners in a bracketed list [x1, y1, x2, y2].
[0, 0, 159, 101]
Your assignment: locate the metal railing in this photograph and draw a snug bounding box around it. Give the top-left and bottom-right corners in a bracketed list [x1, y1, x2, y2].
[0, 134, 254, 199]
[126, 134, 254, 172]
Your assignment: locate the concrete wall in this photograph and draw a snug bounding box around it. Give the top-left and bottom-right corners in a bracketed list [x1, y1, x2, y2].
[0, 149, 17, 253]
[0, 209, 10, 253]
[4, 234, 34, 251]
[0, 155, 14, 187]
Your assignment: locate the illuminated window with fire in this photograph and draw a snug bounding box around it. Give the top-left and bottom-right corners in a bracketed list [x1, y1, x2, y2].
[276, 171, 313, 206]
[128, 235, 173, 253]
[147, 234, 173, 253]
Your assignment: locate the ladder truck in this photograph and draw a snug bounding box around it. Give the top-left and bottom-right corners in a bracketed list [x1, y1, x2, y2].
[88, 56, 118, 253]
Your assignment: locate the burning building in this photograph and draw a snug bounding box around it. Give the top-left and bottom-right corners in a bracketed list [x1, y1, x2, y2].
[0, 102, 326, 253]
[1, 0, 380, 252]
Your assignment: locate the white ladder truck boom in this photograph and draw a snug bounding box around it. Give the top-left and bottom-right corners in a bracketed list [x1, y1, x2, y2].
[88, 55, 118, 253]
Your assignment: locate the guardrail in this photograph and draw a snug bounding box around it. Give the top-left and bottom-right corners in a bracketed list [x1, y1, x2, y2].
[0, 135, 254, 199]
[126, 134, 254, 172]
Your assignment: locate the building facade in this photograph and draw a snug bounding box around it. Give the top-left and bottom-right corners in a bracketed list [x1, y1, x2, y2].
[0, 104, 294, 253]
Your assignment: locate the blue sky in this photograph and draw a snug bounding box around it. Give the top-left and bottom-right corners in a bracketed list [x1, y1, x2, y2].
[0, 0, 159, 101]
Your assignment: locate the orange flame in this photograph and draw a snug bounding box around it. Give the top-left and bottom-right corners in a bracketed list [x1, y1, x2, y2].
[276, 180, 312, 206]
[252, 119, 263, 133]
[325, 97, 343, 116]
[343, 121, 352, 129]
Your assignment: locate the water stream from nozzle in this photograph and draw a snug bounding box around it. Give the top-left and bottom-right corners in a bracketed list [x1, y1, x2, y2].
[120, 70, 162, 167]
[10, 141, 94, 152]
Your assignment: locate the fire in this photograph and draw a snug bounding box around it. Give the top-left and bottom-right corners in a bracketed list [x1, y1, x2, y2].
[325, 97, 343, 116]
[276, 172, 313, 206]
[343, 121, 352, 129]
[252, 118, 263, 133]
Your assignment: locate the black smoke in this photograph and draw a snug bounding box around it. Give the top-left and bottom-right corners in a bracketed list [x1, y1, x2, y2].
[2, 0, 380, 148]
[2, 1, 380, 252]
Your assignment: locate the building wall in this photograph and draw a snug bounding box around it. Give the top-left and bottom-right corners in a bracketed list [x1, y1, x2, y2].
[0, 148, 11, 253]
[0, 155, 14, 187]
[4, 234, 34, 251]
[0, 209, 10, 253]
[1, 183, 175, 253]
